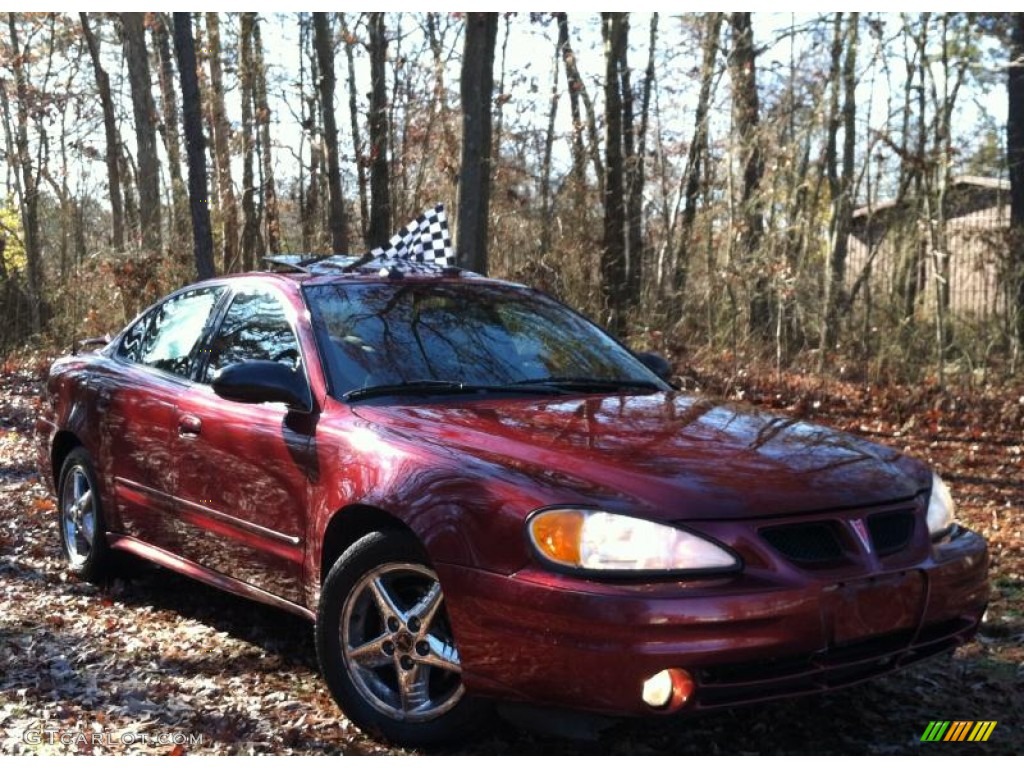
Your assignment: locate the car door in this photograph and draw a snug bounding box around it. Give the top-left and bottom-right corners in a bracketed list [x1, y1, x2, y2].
[99, 285, 226, 551]
[171, 285, 314, 603]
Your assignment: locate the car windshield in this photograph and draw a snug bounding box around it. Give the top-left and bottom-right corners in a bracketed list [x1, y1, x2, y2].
[304, 281, 667, 398]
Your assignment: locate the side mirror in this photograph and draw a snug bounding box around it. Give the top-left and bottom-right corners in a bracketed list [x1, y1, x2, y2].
[211, 361, 313, 412]
[636, 351, 672, 381]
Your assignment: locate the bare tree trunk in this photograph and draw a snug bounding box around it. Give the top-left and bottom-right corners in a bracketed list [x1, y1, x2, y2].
[313, 11, 348, 254]
[492, 14, 512, 165]
[1009, 13, 1024, 346]
[728, 12, 769, 337]
[80, 13, 125, 252]
[121, 12, 163, 254]
[299, 14, 321, 252]
[555, 13, 585, 189]
[893, 15, 925, 323]
[6, 14, 43, 332]
[239, 12, 259, 269]
[539, 32, 560, 255]
[172, 12, 215, 279]
[822, 13, 859, 349]
[367, 12, 392, 247]
[556, 13, 604, 188]
[251, 14, 281, 253]
[674, 13, 722, 309]
[152, 12, 190, 263]
[426, 12, 459, 188]
[341, 14, 370, 240]
[623, 13, 657, 310]
[601, 13, 628, 337]
[205, 12, 240, 272]
[456, 12, 498, 274]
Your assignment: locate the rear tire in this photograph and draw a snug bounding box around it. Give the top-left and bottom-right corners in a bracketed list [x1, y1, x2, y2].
[57, 447, 111, 582]
[316, 530, 488, 746]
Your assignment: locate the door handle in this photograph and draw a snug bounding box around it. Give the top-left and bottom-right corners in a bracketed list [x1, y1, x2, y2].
[178, 414, 202, 436]
[97, 391, 112, 411]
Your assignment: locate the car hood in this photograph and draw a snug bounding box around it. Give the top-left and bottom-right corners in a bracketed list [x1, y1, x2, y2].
[351, 391, 929, 521]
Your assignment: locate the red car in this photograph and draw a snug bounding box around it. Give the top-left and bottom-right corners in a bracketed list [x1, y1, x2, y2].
[37, 266, 989, 746]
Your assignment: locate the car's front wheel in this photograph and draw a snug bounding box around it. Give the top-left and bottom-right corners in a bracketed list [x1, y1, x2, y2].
[316, 531, 486, 746]
[57, 447, 111, 582]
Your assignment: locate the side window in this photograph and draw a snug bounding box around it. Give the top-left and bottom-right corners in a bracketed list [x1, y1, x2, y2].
[118, 287, 224, 378]
[203, 290, 302, 383]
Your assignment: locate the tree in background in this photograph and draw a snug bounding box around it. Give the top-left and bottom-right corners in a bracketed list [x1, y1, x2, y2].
[456, 12, 497, 274]
[1010, 13, 1024, 345]
[121, 12, 162, 255]
[238, 13, 260, 270]
[0, 11, 1018, 382]
[151, 13, 190, 262]
[367, 12, 392, 248]
[601, 12, 628, 336]
[205, 13, 239, 273]
[79, 13, 125, 253]
[4, 14, 43, 332]
[672, 13, 722, 317]
[251, 14, 281, 255]
[172, 12, 214, 279]
[312, 12, 348, 255]
[728, 13, 769, 339]
[822, 13, 859, 351]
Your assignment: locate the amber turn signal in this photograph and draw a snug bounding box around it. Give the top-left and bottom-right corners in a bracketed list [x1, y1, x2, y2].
[528, 509, 585, 566]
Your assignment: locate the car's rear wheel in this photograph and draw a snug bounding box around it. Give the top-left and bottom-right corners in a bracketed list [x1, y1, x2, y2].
[316, 530, 487, 746]
[58, 448, 111, 581]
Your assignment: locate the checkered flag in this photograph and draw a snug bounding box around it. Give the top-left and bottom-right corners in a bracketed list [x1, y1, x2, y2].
[366, 204, 454, 271]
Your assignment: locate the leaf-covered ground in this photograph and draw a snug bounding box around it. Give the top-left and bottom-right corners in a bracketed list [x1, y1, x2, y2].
[1, 361, 1021, 755]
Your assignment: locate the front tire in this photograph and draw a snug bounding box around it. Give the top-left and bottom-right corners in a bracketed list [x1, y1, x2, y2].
[316, 531, 487, 746]
[57, 447, 111, 582]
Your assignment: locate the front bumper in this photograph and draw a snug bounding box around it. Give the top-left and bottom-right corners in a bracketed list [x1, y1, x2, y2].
[437, 528, 989, 716]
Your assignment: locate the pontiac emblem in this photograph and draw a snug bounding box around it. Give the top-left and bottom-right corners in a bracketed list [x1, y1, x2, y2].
[851, 519, 872, 552]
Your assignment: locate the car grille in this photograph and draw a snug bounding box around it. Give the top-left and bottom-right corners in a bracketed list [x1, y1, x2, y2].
[760, 506, 918, 567]
[867, 511, 915, 556]
[760, 522, 846, 565]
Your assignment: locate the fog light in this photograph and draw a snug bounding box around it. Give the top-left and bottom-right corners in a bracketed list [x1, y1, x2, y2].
[641, 668, 693, 711]
[642, 669, 674, 708]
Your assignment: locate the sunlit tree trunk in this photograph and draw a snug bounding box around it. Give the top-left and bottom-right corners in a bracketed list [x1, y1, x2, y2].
[822, 13, 859, 349]
[623, 13, 657, 311]
[728, 12, 769, 337]
[80, 13, 125, 253]
[121, 12, 163, 254]
[152, 12, 190, 263]
[6, 14, 43, 332]
[340, 14, 369, 242]
[556, 13, 603, 188]
[239, 12, 260, 268]
[205, 13, 240, 272]
[313, 11, 348, 254]
[539, 33, 560, 255]
[252, 14, 281, 253]
[674, 13, 722, 311]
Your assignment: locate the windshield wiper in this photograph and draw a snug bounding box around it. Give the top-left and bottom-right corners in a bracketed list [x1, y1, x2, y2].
[345, 379, 562, 402]
[513, 376, 665, 393]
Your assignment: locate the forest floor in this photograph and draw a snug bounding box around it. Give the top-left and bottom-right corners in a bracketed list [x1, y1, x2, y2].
[1, 355, 1021, 755]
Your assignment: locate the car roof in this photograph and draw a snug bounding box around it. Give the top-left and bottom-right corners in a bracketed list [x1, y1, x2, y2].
[204, 262, 524, 291]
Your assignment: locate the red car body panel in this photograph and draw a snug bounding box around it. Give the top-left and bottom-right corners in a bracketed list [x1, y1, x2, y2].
[35, 271, 990, 720]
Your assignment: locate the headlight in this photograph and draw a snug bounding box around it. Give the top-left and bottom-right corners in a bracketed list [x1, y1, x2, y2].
[527, 508, 740, 574]
[927, 473, 955, 538]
